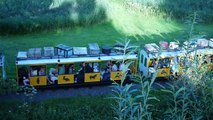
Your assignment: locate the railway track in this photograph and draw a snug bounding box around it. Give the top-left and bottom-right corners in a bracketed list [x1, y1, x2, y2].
[0, 79, 171, 101]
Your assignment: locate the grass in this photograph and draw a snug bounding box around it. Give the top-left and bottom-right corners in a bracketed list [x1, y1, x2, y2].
[101, 0, 180, 36]
[0, 94, 114, 120]
[1, 21, 213, 78]
[1, 0, 213, 79]
[0, 90, 170, 120]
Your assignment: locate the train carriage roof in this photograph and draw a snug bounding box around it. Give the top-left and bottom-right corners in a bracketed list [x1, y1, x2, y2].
[146, 47, 213, 59]
[147, 50, 185, 59]
[189, 48, 213, 56]
[16, 54, 138, 66]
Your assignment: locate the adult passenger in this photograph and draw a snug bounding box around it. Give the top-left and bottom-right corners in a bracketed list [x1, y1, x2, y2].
[23, 76, 29, 85]
[48, 68, 58, 84]
[112, 63, 118, 71]
[77, 63, 85, 83]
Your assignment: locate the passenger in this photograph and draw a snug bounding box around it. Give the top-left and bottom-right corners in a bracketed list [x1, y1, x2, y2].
[106, 61, 111, 68]
[94, 66, 99, 72]
[23, 76, 29, 85]
[68, 64, 74, 74]
[151, 59, 157, 67]
[112, 63, 118, 71]
[119, 61, 128, 71]
[31, 68, 37, 76]
[103, 67, 110, 81]
[77, 63, 85, 83]
[39, 67, 45, 76]
[85, 63, 93, 73]
[48, 68, 58, 84]
[93, 63, 99, 72]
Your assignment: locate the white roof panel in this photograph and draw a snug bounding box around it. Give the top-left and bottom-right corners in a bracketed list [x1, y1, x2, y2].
[16, 54, 138, 65]
[148, 50, 185, 58]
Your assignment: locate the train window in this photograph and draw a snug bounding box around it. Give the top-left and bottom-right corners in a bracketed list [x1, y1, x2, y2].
[111, 61, 119, 71]
[211, 55, 213, 63]
[58, 64, 74, 75]
[141, 54, 144, 64]
[144, 57, 147, 67]
[158, 58, 170, 68]
[150, 59, 157, 67]
[85, 62, 100, 73]
[30, 66, 46, 76]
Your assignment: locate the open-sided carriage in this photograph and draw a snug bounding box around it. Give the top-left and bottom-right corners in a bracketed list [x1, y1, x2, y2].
[16, 43, 138, 87]
[139, 39, 213, 79]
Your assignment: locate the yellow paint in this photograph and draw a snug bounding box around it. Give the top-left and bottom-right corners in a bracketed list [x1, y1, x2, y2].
[129, 63, 136, 74]
[157, 68, 170, 78]
[111, 71, 123, 80]
[148, 59, 152, 66]
[178, 66, 184, 75]
[85, 73, 100, 82]
[58, 74, 74, 84]
[30, 76, 46, 86]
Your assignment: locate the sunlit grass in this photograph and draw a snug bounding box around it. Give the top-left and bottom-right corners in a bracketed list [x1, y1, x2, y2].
[99, 0, 180, 37]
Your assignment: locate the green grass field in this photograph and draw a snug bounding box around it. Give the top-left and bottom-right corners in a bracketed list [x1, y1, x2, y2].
[1, 0, 213, 78]
[1, 21, 213, 77]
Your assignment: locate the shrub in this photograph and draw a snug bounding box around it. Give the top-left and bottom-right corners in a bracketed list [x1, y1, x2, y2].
[0, 78, 19, 95]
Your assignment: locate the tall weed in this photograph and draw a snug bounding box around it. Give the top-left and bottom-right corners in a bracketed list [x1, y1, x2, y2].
[160, 13, 213, 119]
[110, 39, 158, 120]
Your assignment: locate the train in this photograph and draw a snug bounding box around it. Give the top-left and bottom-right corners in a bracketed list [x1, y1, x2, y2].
[13, 38, 213, 88]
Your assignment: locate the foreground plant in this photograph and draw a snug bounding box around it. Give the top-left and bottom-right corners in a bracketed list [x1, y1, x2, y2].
[110, 39, 158, 120]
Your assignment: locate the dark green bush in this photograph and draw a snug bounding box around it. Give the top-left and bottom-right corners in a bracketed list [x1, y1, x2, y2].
[0, 79, 19, 95]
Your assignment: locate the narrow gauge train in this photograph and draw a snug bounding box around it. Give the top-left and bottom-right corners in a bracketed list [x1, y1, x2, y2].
[15, 39, 213, 88]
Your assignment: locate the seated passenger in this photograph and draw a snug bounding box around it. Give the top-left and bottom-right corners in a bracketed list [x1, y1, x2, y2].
[85, 63, 93, 73]
[23, 76, 29, 85]
[77, 63, 85, 83]
[93, 63, 99, 72]
[31, 69, 37, 76]
[68, 65, 74, 74]
[103, 67, 110, 81]
[39, 67, 45, 76]
[112, 63, 118, 71]
[119, 62, 125, 71]
[48, 68, 58, 84]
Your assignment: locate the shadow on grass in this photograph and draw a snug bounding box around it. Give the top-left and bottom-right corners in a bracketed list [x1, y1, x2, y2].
[0, 0, 106, 35]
